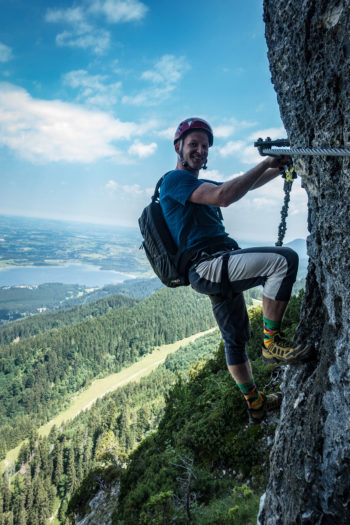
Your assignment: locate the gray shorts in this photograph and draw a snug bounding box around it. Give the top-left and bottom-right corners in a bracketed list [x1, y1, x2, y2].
[188, 246, 299, 365]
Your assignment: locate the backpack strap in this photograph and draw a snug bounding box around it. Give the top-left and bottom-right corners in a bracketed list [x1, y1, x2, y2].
[155, 172, 195, 271]
[152, 172, 172, 203]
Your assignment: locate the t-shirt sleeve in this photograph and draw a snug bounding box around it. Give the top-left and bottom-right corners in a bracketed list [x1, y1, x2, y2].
[161, 170, 203, 206]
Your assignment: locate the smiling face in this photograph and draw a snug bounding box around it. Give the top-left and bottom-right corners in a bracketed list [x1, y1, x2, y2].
[175, 130, 210, 175]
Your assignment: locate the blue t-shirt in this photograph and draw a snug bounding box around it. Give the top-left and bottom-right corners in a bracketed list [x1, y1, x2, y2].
[159, 169, 231, 252]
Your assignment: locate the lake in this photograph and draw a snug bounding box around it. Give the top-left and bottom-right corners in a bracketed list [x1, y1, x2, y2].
[0, 263, 135, 287]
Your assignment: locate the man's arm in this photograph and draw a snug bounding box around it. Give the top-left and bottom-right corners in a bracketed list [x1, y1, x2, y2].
[189, 156, 289, 207]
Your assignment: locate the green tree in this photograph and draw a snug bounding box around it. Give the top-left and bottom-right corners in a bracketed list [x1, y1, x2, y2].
[16, 441, 31, 470]
[95, 430, 121, 467]
[34, 478, 50, 525]
[1, 473, 11, 513]
[139, 490, 175, 525]
[53, 441, 64, 487]
[227, 484, 260, 524]
[24, 473, 34, 516]
[3, 511, 14, 525]
[66, 446, 77, 494]
[29, 429, 38, 455]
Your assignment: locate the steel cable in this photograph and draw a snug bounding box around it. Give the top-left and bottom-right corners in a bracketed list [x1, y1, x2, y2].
[262, 147, 350, 157]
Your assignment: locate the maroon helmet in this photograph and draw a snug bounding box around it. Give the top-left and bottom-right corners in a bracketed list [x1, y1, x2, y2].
[174, 117, 214, 147]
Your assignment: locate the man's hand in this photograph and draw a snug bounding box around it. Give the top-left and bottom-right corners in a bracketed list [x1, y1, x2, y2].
[267, 155, 291, 169]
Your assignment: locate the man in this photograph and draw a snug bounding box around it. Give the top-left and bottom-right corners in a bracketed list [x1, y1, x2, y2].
[159, 117, 312, 424]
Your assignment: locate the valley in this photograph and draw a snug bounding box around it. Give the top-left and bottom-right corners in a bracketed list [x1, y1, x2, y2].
[1, 328, 217, 475]
[0, 214, 307, 524]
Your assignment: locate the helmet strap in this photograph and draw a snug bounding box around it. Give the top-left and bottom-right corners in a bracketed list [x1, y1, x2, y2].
[178, 139, 189, 168]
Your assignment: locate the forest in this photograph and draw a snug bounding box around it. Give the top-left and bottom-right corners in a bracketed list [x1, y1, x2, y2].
[0, 281, 303, 524]
[0, 286, 216, 459]
[0, 331, 222, 525]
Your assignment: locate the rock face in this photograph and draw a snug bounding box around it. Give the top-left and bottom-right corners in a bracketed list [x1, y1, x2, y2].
[259, 1, 350, 524]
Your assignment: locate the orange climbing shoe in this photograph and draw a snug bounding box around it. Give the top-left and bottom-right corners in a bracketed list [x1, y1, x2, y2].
[262, 334, 313, 365]
[248, 392, 283, 425]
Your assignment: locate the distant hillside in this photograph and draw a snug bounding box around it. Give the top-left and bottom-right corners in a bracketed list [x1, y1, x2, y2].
[237, 237, 307, 260]
[0, 286, 215, 457]
[0, 278, 162, 324]
[285, 238, 307, 259]
[0, 293, 139, 345]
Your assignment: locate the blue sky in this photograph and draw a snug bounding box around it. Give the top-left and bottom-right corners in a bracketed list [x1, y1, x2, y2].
[0, 0, 308, 242]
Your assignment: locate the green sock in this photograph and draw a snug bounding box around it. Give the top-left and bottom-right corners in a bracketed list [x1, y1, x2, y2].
[263, 317, 281, 348]
[237, 378, 263, 409]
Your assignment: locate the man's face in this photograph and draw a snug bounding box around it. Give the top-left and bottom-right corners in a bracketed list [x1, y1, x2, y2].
[177, 130, 209, 172]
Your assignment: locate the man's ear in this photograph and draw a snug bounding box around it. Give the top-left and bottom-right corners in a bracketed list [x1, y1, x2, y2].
[174, 142, 180, 154]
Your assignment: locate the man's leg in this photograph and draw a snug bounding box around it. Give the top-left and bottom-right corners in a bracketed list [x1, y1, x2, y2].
[187, 247, 305, 423]
[227, 360, 252, 384]
[261, 293, 312, 365]
[262, 296, 287, 348]
[209, 293, 282, 423]
[263, 296, 288, 321]
[221, 247, 312, 364]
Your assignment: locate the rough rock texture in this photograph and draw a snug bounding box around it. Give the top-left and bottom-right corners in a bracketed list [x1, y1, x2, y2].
[76, 484, 119, 525]
[259, 1, 350, 524]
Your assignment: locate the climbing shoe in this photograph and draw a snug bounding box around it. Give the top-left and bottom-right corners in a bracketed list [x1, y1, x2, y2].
[262, 334, 313, 365]
[248, 392, 283, 425]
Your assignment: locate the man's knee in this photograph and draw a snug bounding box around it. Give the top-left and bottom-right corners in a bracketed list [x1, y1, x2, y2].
[225, 344, 248, 366]
[280, 247, 299, 275]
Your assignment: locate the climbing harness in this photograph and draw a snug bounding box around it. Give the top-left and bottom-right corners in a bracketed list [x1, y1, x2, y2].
[254, 137, 350, 246]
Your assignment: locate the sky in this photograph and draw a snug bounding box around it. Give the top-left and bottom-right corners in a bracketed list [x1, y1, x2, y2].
[0, 0, 308, 243]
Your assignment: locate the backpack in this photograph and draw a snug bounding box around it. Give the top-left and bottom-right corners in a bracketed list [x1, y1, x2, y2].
[138, 172, 193, 287]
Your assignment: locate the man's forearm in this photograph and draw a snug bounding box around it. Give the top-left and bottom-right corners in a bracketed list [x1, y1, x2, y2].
[250, 167, 280, 190]
[217, 159, 278, 206]
[189, 156, 286, 208]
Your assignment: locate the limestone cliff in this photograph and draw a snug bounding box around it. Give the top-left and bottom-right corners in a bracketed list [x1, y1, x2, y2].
[259, 1, 350, 524]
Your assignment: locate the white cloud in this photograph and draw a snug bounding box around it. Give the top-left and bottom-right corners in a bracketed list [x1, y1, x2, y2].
[248, 126, 286, 142]
[89, 0, 148, 23]
[122, 183, 145, 194]
[63, 69, 122, 106]
[0, 83, 155, 163]
[217, 140, 246, 157]
[156, 126, 175, 140]
[214, 124, 236, 139]
[46, 4, 110, 54]
[141, 55, 188, 85]
[0, 42, 13, 63]
[217, 137, 282, 165]
[46, 0, 148, 54]
[56, 28, 110, 54]
[214, 118, 257, 139]
[106, 179, 118, 191]
[45, 6, 86, 25]
[128, 140, 157, 158]
[240, 144, 262, 164]
[216, 125, 287, 164]
[123, 55, 190, 106]
[251, 197, 276, 208]
[204, 169, 238, 183]
[105, 180, 149, 195]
